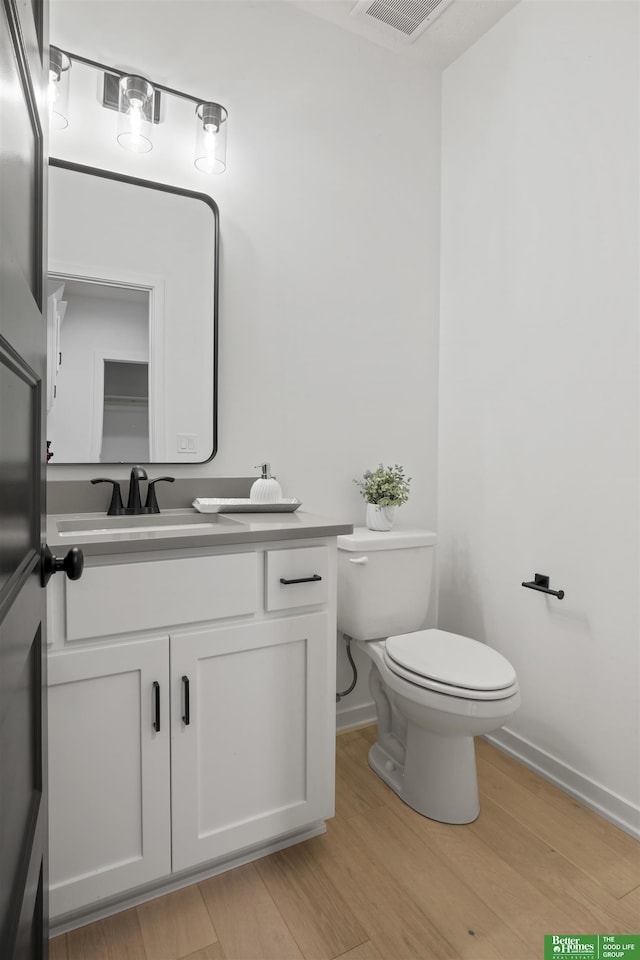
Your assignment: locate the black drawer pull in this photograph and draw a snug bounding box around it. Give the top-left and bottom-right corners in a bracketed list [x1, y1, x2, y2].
[152, 681, 160, 732]
[279, 574, 322, 585]
[182, 675, 190, 725]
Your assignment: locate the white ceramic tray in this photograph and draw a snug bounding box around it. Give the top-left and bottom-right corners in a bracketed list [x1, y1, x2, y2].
[193, 498, 302, 514]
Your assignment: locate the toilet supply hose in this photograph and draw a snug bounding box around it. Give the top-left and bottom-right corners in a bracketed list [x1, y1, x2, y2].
[336, 634, 357, 702]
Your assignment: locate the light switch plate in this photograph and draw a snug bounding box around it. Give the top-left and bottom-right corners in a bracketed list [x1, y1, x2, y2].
[177, 433, 198, 454]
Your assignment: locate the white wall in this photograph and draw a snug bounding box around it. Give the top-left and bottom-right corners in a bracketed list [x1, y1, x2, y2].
[48, 0, 442, 725]
[439, 1, 639, 832]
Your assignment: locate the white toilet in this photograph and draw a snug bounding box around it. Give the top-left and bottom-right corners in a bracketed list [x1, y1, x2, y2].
[337, 528, 520, 824]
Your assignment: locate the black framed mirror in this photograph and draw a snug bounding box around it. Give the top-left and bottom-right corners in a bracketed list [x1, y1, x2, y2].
[47, 159, 218, 464]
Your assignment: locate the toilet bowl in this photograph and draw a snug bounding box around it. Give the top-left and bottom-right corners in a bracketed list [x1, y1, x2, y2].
[337, 528, 520, 824]
[362, 632, 519, 823]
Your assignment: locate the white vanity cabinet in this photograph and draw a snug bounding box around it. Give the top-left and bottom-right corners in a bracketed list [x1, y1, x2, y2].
[46, 538, 337, 925]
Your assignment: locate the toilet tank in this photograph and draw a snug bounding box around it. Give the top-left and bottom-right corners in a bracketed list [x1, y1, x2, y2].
[337, 528, 437, 641]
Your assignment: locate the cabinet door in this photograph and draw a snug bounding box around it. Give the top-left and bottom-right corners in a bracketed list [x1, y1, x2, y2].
[171, 613, 334, 872]
[48, 638, 171, 918]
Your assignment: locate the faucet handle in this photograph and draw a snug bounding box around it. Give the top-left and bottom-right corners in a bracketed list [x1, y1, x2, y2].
[145, 477, 175, 514]
[91, 478, 125, 516]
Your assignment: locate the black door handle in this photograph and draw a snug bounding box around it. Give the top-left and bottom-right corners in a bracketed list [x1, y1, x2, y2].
[40, 544, 84, 588]
[182, 675, 190, 725]
[152, 681, 160, 732]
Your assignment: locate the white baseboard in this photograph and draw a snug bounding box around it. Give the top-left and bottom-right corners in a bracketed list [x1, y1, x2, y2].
[486, 727, 640, 841]
[336, 700, 376, 732]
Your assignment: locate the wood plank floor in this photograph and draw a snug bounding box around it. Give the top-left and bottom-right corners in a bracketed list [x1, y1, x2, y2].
[50, 726, 640, 960]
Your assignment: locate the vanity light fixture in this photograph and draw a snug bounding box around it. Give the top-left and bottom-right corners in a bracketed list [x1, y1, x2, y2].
[48, 46, 71, 129]
[194, 102, 228, 174]
[48, 45, 228, 173]
[117, 75, 155, 154]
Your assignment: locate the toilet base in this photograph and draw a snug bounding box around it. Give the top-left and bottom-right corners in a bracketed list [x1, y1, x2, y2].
[368, 726, 480, 824]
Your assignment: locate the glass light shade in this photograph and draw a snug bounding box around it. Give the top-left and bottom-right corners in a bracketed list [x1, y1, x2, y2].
[48, 47, 70, 130]
[117, 75, 154, 153]
[194, 102, 228, 174]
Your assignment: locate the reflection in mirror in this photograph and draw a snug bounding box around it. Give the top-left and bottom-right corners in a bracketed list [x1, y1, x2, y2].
[47, 159, 218, 464]
[102, 359, 150, 462]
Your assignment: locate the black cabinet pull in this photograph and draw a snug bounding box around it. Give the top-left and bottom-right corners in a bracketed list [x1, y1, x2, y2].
[279, 574, 322, 585]
[182, 675, 190, 725]
[152, 681, 160, 732]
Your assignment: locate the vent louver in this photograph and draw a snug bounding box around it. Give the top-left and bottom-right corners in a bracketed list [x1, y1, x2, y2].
[351, 0, 455, 42]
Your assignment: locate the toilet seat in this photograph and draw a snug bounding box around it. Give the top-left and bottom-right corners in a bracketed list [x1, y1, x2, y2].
[384, 629, 518, 701]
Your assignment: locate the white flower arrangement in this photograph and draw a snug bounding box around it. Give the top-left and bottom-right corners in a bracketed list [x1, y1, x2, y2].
[354, 464, 411, 507]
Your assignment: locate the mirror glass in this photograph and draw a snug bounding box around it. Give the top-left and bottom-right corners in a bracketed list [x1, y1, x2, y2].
[47, 159, 218, 464]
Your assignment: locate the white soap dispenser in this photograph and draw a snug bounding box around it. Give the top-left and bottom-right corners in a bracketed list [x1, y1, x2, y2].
[250, 463, 283, 503]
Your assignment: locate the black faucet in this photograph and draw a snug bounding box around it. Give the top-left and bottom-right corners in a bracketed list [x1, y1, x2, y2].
[91, 468, 175, 516]
[127, 465, 148, 513]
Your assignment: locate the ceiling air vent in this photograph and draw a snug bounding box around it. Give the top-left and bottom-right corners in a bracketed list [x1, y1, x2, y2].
[351, 0, 455, 43]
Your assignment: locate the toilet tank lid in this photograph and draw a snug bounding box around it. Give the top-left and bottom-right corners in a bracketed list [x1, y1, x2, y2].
[337, 527, 437, 551]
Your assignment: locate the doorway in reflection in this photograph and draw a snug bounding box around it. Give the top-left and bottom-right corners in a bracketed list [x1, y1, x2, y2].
[46, 277, 153, 462]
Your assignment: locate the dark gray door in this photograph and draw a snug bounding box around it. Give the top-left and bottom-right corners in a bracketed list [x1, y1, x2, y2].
[0, 0, 48, 956]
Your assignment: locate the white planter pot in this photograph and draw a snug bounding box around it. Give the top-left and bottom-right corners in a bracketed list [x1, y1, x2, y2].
[366, 503, 394, 531]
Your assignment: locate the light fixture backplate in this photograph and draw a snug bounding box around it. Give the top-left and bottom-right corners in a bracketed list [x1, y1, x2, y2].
[102, 73, 162, 123]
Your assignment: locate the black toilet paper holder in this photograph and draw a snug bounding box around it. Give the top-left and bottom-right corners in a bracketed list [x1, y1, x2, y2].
[521, 573, 565, 600]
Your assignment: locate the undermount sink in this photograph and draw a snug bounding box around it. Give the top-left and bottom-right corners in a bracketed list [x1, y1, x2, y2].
[56, 512, 244, 537]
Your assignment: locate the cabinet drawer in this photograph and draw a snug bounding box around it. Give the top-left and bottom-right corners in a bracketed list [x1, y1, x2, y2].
[65, 553, 258, 641]
[265, 546, 328, 611]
